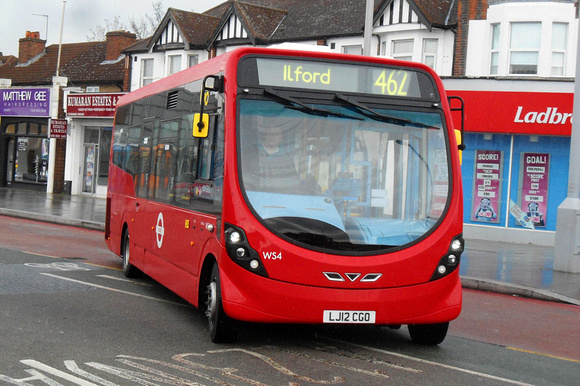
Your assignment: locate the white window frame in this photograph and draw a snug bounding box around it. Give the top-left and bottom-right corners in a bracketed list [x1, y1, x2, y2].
[141, 58, 154, 87]
[391, 39, 414, 61]
[422, 39, 437, 70]
[509, 22, 541, 75]
[551, 22, 568, 76]
[188, 54, 199, 67]
[342, 45, 363, 55]
[490, 24, 500, 75]
[168, 55, 182, 76]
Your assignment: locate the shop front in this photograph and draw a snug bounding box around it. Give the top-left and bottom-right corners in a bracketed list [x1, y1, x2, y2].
[65, 92, 124, 197]
[447, 82, 573, 246]
[0, 88, 51, 191]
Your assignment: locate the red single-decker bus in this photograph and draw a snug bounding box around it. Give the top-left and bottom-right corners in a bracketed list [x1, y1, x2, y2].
[106, 47, 464, 345]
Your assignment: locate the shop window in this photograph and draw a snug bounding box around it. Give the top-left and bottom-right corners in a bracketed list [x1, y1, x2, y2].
[422, 39, 437, 69]
[509, 22, 541, 75]
[392, 39, 413, 61]
[29, 122, 40, 135]
[551, 23, 568, 76]
[17, 122, 27, 134]
[141, 58, 154, 87]
[462, 133, 570, 232]
[490, 24, 500, 75]
[5, 124, 16, 134]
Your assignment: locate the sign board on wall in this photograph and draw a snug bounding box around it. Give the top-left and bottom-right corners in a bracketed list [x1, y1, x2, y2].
[66, 93, 124, 117]
[0, 88, 51, 117]
[447, 90, 573, 136]
[472, 150, 503, 223]
[49, 119, 67, 138]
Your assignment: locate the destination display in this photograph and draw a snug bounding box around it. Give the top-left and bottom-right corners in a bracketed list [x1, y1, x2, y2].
[240, 57, 438, 100]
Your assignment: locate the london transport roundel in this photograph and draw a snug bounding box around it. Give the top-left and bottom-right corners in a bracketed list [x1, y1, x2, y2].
[156, 212, 164, 248]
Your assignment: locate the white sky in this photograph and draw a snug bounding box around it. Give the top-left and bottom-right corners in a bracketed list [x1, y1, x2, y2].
[0, 0, 225, 57]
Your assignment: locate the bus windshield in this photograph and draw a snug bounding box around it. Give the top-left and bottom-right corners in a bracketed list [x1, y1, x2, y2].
[239, 97, 449, 253]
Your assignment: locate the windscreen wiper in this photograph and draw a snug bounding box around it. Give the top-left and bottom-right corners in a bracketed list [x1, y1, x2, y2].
[335, 93, 434, 129]
[264, 88, 362, 121]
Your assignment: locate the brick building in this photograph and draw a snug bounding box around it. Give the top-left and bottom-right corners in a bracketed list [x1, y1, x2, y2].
[0, 30, 135, 195]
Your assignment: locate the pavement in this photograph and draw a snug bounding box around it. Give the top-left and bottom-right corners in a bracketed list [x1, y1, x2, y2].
[1, 187, 579, 306]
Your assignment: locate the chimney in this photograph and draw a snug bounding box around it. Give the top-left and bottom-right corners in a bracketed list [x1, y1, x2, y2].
[105, 31, 136, 61]
[19, 31, 46, 63]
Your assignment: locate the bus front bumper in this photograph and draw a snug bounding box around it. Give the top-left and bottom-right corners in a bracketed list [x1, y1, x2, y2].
[219, 261, 462, 326]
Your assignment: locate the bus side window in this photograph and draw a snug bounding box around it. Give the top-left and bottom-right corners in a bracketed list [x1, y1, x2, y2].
[174, 114, 197, 207]
[136, 121, 154, 199]
[126, 126, 141, 177]
[151, 120, 178, 204]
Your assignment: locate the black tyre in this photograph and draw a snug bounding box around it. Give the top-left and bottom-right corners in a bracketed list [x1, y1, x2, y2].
[408, 322, 449, 345]
[121, 230, 139, 278]
[205, 263, 237, 343]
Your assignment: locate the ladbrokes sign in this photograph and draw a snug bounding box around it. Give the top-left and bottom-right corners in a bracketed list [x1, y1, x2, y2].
[448, 90, 573, 136]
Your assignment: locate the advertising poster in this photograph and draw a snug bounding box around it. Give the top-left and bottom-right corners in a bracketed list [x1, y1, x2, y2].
[519, 153, 550, 227]
[472, 150, 503, 223]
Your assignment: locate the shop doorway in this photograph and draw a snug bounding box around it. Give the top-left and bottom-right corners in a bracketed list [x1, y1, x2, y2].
[82, 127, 112, 195]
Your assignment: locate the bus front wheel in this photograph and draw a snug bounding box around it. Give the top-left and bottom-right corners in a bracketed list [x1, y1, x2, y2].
[205, 263, 237, 343]
[408, 322, 449, 345]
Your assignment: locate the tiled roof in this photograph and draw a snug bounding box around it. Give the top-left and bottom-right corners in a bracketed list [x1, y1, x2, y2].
[123, 0, 457, 54]
[207, 0, 383, 42]
[414, 0, 458, 27]
[234, 2, 287, 43]
[0, 41, 126, 87]
[168, 8, 222, 48]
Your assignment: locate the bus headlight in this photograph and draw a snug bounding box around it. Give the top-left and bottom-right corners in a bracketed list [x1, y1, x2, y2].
[224, 224, 268, 277]
[430, 235, 464, 281]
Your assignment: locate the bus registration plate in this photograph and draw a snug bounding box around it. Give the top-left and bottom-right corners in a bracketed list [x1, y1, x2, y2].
[323, 310, 376, 324]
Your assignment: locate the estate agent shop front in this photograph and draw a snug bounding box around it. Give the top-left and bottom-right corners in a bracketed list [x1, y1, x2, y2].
[64, 92, 124, 197]
[448, 85, 573, 246]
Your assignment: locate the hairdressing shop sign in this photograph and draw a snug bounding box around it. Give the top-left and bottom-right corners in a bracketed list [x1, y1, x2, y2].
[0, 88, 51, 117]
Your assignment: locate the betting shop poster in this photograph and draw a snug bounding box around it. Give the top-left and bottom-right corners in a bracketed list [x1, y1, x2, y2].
[472, 150, 503, 223]
[518, 153, 549, 228]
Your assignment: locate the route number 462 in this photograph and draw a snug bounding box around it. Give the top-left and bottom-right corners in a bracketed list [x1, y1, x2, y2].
[374, 70, 408, 96]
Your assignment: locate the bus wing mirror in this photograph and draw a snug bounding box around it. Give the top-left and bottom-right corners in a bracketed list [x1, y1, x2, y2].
[193, 113, 209, 138]
[448, 96, 466, 165]
[193, 75, 223, 138]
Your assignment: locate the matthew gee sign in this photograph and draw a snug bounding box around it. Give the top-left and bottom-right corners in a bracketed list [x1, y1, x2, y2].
[0, 88, 51, 117]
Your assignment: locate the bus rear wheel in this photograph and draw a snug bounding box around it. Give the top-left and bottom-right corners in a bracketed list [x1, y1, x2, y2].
[205, 263, 237, 343]
[121, 230, 139, 278]
[408, 322, 449, 345]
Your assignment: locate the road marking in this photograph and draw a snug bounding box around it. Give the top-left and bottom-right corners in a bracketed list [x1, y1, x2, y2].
[25, 262, 91, 271]
[507, 347, 580, 364]
[325, 338, 533, 386]
[97, 274, 154, 287]
[20, 360, 99, 386]
[40, 273, 187, 307]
